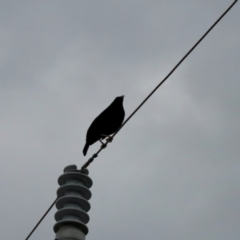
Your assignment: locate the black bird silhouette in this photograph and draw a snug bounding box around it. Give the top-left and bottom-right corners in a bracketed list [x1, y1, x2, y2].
[83, 96, 125, 156]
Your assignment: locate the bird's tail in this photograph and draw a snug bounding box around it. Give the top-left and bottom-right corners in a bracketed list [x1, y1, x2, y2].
[83, 143, 89, 156]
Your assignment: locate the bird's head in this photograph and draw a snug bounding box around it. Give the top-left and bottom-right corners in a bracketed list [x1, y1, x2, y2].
[114, 95, 124, 103]
[116, 95, 124, 100]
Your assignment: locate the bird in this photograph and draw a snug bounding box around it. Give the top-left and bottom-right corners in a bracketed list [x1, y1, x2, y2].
[83, 96, 125, 156]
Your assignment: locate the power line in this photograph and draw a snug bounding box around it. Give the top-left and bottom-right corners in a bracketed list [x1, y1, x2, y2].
[25, 198, 57, 240]
[80, 0, 238, 170]
[24, 1, 238, 239]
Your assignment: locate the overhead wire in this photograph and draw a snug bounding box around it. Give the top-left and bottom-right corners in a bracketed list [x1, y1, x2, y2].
[25, 198, 57, 240]
[80, 0, 238, 170]
[24, 1, 238, 239]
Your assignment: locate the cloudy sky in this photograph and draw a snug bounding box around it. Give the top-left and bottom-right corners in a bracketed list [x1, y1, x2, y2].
[0, 1, 239, 239]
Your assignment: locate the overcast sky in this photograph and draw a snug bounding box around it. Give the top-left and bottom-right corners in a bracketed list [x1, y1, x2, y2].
[0, 1, 240, 240]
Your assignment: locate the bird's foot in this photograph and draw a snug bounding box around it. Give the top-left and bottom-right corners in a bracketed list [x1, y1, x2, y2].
[101, 134, 113, 143]
[100, 143, 107, 150]
[99, 139, 107, 149]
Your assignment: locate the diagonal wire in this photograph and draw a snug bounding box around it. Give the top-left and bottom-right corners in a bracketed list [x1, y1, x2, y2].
[25, 198, 58, 240]
[80, 0, 238, 170]
[24, 1, 238, 239]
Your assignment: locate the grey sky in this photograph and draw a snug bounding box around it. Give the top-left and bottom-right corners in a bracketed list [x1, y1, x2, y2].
[0, 1, 239, 240]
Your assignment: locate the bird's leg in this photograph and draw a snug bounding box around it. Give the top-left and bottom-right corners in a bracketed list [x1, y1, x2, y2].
[101, 134, 113, 143]
[99, 138, 107, 150]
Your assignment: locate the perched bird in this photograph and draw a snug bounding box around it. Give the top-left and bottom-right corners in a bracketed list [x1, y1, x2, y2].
[83, 96, 125, 156]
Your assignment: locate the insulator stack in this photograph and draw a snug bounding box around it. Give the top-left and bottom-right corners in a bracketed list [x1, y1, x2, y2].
[54, 165, 92, 240]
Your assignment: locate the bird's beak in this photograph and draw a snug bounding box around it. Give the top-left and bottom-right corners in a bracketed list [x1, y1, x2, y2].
[120, 95, 124, 98]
